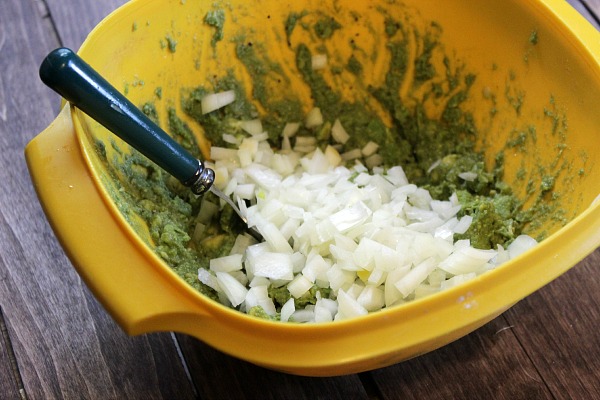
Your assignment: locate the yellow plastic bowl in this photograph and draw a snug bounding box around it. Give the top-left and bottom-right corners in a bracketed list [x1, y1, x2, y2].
[26, 0, 600, 376]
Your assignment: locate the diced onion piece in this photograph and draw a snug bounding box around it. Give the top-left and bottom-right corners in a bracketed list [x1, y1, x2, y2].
[222, 133, 240, 145]
[324, 145, 342, 167]
[440, 273, 477, 290]
[365, 154, 383, 169]
[336, 289, 368, 319]
[250, 252, 294, 280]
[245, 285, 277, 315]
[311, 54, 328, 70]
[288, 274, 313, 298]
[384, 266, 409, 307]
[282, 122, 301, 138]
[507, 235, 538, 259]
[361, 141, 379, 157]
[210, 147, 238, 161]
[294, 136, 318, 153]
[230, 234, 256, 255]
[280, 298, 295, 322]
[234, 183, 256, 200]
[341, 149, 362, 161]
[438, 246, 496, 275]
[198, 269, 221, 292]
[240, 119, 263, 135]
[314, 299, 334, 322]
[458, 171, 478, 182]
[213, 166, 229, 188]
[244, 285, 266, 309]
[215, 272, 248, 307]
[427, 159, 442, 174]
[386, 166, 409, 186]
[302, 253, 330, 283]
[395, 258, 438, 298]
[201, 90, 236, 114]
[357, 285, 385, 311]
[331, 119, 350, 144]
[244, 165, 283, 190]
[305, 107, 323, 128]
[210, 254, 243, 272]
[238, 138, 258, 167]
[292, 309, 315, 323]
[326, 264, 355, 291]
[329, 201, 372, 233]
[453, 215, 472, 234]
[294, 136, 318, 147]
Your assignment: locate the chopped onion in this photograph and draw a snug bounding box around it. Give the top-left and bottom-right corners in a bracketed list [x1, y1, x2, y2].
[201, 90, 236, 114]
[280, 298, 295, 322]
[215, 272, 248, 307]
[282, 122, 301, 138]
[198, 269, 221, 292]
[288, 274, 313, 298]
[336, 289, 368, 319]
[248, 251, 294, 280]
[196, 112, 538, 323]
[458, 171, 478, 182]
[240, 119, 263, 135]
[210, 254, 243, 272]
[331, 119, 350, 144]
[361, 141, 379, 157]
[305, 107, 323, 128]
[508, 235, 538, 258]
[311, 54, 328, 70]
[341, 148, 362, 161]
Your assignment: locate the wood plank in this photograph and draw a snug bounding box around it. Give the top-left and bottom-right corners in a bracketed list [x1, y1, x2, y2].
[176, 334, 370, 400]
[503, 250, 600, 400]
[0, 308, 24, 400]
[586, 0, 600, 11]
[0, 0, 196, 398]
[369, 315, 552, 400]
[43, 0, 127, 51]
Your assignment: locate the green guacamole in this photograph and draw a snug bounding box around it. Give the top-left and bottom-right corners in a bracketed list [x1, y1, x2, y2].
[99, 8, 569, 318]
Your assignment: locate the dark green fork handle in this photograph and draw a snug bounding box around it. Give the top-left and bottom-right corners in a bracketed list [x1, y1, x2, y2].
[39, 47, 214, 195]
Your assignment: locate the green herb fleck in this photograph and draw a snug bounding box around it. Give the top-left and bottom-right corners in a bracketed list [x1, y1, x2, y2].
[285, 11, 308, 45]
[204, 9, 225, 47]
[165, 34, 177, 53]
[529, 29, 538, 45]
[314, 16, 341, 39]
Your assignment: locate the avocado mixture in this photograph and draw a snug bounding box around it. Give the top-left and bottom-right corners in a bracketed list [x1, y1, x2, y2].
[98, 8, 569, 316]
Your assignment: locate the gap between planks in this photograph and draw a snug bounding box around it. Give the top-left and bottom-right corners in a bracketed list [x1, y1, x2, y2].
[0, 307, 28, 400]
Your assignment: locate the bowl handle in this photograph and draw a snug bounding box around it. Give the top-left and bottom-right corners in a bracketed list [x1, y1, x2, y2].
[25, 105, 211, 335]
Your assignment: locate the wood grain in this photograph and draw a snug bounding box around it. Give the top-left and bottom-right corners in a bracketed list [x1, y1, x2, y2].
[0, 0, 194, 398]
[370, 315, 553, 400]
[176, 334, 370, 400]
[0, 308, 24, 400]
[504, 249, 600, 400]
[43, 0, 127, 52]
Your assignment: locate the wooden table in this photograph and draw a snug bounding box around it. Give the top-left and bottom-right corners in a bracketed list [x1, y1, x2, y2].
[2, 0, 599, 398]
